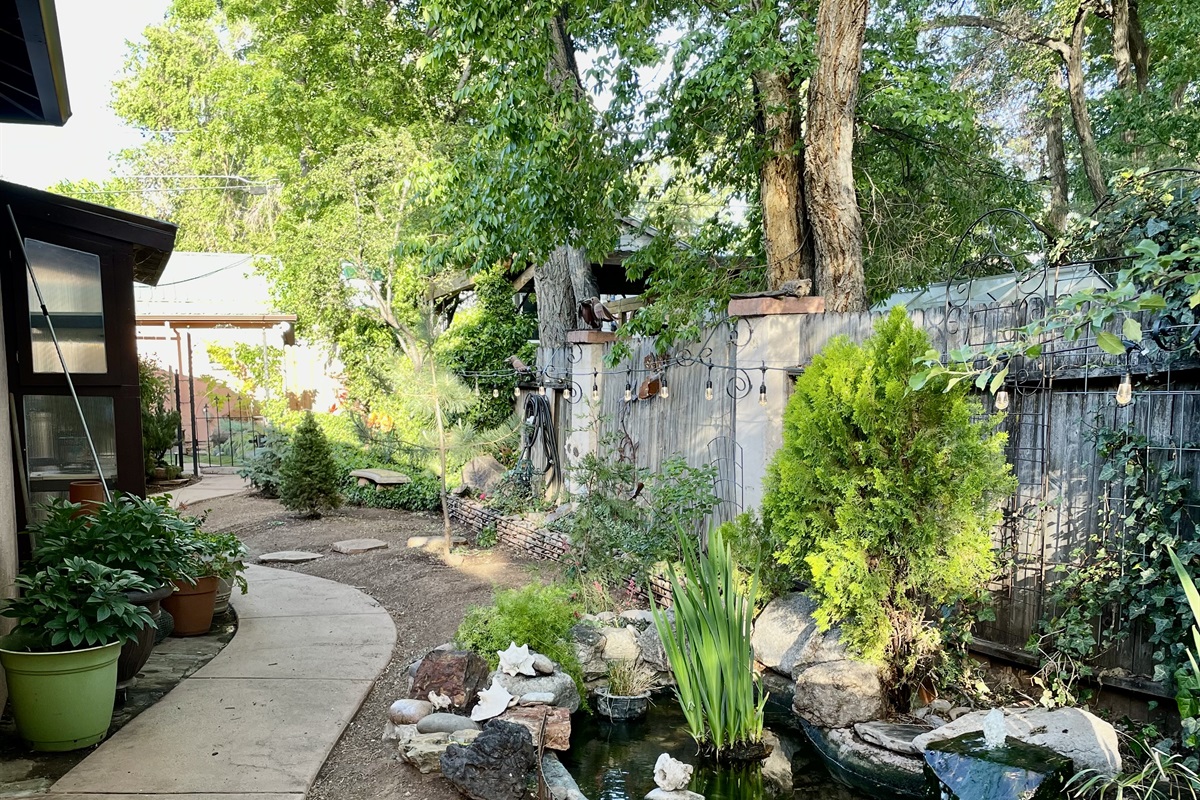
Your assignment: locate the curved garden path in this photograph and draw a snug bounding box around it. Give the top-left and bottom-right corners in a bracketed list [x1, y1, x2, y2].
[48, 564, 395, 800]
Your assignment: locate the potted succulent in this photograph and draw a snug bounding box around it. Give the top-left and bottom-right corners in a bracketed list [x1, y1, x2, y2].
[0, 557, 156, 751]
[204, 532, 249, 615]
[595, 659, 654, 721]
[28, 495, 200, 682]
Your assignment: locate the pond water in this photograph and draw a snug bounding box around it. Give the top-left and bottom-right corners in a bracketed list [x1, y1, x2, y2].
[561, 699, 871, 800]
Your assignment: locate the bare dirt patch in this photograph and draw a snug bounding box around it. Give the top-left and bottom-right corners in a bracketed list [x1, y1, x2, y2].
[196, 491, 555, 800]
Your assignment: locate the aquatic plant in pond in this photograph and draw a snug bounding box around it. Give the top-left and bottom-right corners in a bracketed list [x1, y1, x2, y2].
[651, 524, 765, 758]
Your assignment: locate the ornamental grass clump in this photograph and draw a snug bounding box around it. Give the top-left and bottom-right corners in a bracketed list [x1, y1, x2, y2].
[652, 524, 766, 760]
[760, 307, 1015, 699]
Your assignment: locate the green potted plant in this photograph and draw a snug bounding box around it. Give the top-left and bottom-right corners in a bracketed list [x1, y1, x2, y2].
[163, 530, 243, 635]
[595, 658, 654, 721]
[28, 495, 200, 682]
[205, 532, 249, 615]
[0, 558, 156, 751]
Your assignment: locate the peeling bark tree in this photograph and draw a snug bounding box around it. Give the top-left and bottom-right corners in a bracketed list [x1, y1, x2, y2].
[754, 68, 814, 290]
[805, 0, 869, 312]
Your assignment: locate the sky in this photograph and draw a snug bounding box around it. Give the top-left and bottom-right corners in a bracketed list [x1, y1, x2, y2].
[0, 0, 171, 190]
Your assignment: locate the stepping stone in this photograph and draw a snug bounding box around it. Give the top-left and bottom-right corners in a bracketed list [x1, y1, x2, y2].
[854, 721, 931, 756]
[258, 550, 324, 563]
[332, 538, 388, 555]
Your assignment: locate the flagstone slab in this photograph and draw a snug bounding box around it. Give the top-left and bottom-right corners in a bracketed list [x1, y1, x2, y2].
[332, 537, 388, 554]
[258, 550, 324, 563]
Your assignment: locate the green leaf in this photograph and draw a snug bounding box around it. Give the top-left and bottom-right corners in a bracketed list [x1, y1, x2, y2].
[1096, 331, 1126, 356]
[1122, 318, 1143, 342]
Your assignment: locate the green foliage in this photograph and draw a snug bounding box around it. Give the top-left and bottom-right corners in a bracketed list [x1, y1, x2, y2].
[604, 659, 653, 697]
[1, 557, 157, 651]
[1066, 747, 1200, 800]
[436, 265, 538, 430]
[475, 524, 498, 549]
[139, 358, 181, 477]
[652, 523, 765, 755]
[238, 429, 290, 499]
[484, 473, 546, 517]
[456, 583, 585, 700]
[1035, 425, 1200, 699]
[762, 308, 1015, 681]
[340, 472, 442, 513]
[28, 494, 201, 587]
[278, 412, 342, 518]
[189, 531, 249, 593]
[557, 446, 718, 587]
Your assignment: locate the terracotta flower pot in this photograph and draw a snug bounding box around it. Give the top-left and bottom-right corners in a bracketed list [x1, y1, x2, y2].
[68, 480, 106, 518]
[161, 576, 219, 637]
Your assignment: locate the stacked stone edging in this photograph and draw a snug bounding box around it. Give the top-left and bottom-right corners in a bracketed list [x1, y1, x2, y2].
[448, 496, 672, 606]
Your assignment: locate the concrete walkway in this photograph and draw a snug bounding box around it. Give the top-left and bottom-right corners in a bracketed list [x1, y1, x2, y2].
[49, 565, 396, 800]
[170, 474, 250, 509]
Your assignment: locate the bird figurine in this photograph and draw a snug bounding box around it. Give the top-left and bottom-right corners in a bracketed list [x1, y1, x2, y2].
[507, 355, 533, 375]
[589, 297, 616, 323]
[579, 298, 600, 329]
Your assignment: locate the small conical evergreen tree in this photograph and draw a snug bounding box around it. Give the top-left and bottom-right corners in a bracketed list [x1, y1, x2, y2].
[278, 412, 341, 518]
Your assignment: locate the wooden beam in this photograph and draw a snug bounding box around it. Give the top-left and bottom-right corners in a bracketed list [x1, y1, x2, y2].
[430, 270, 474, 300]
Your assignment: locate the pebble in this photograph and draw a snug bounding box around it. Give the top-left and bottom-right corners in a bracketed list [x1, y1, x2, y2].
[388, 698, 434, 725]
[532, 654, 555, 675]
[415, 713, 482, 735]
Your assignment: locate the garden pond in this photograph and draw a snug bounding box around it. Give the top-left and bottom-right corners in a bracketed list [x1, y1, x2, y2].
[561, 699, 870, 800]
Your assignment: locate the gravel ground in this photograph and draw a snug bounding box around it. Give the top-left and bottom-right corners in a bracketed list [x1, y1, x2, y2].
[196, 490, 555, 800]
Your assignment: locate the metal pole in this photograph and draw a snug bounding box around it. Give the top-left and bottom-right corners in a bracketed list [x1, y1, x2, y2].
[6, 205, 112, 502]
[172, 366, 184, 470]
[187, 332, 199, 476]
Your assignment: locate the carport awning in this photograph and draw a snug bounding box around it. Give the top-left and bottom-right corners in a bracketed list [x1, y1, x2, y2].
[1, 0, 70, 125]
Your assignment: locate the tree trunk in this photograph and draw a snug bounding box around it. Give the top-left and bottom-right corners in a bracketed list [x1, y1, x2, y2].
[1046, 84, 1070, 233]
[1129, 0, 1149, 92]
[534, 246, 578, 373]
[805, 0, 868, 312]
[430, 360, 453, 557]
[1112, 0, 1134, 92]
[1065, 7, 1107, 205]
[563, 243, 596, 304]
[755, 69, 813, 290]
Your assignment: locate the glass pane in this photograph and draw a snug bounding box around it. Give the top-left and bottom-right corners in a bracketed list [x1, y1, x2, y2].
[25, 238, 108, 373]
[24, 395, 117, 480]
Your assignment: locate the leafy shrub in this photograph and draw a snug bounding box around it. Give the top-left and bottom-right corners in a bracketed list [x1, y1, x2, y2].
[476, 523, 498, 549]
[652, 523, 765, 756]
[341, 472, 442, 512]
[278, 412, 342, 518]
[558, 444, 718, 586]
[139, 358, 180, 476]
[761, 308, 1015, 686]
[239, 430, 290, 498]
[456, 583, 585, 699]
[1, 557, 156, 651]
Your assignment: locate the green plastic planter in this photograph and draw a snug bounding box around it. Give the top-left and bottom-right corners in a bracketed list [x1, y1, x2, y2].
[0, 636, 121, 751]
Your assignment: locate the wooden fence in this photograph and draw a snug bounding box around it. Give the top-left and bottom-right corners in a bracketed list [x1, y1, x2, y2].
[545, 299, 1200, 687]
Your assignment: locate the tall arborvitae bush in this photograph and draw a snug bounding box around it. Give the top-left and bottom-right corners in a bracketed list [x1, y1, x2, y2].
[278, 412, 341, 518]
[761, 308, 1015, 682]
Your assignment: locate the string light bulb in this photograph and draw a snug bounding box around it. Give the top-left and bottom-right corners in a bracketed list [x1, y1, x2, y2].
[660, 375, 669, 400]
[1116, 373, 1133, 406]
[994, 388, 1010, 411]
[474, 379, 480, 396]
[564, 387, 572, 399]
[758, 363, 768, 407]
[514, 385, 521, 398]
[591, 370, 600, 403]
[492, 387, 499, 399]
[625, 370, 633, 402]
[538, 384, 546, 396]
[706, 365, 714, 401]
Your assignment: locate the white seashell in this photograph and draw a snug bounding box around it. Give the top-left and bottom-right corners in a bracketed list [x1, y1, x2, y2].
[470, 676, 515, 722]
[428, 691, 452, 710]
[498, 642, 537, 676]
[654, 752, 694, 791]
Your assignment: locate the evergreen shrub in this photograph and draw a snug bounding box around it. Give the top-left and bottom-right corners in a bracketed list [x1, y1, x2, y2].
[278, 412, 342, 518]
[761, 308, 1015, 674]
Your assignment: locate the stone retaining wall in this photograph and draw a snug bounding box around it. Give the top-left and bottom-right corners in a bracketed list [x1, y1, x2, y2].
[447, 496, 672, 607]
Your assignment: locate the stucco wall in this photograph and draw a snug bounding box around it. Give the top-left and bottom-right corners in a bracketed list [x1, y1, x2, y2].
[0, 290, 18, 709]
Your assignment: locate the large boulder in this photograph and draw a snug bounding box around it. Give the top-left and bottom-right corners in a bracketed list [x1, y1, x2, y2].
[792, 659, 885, 729]
[572, 624, 608, 681]
[462, 455, 506, 493]
[636, 622, 670, 673]
[440, 719, 537, 800]
[924, 732, 1073, 800]
[912, 707, 1121, 776]
[410, 649, 490, 712]
[600, 626, 640, 661]
[494, 669, 581, 713]
[803, 721, 926, 798]
[752, 593, 845, 678]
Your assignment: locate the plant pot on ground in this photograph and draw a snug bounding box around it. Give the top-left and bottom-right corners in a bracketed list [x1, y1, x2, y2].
[596, 660, 654, 721]
[27, 495, 202, 680]
[0, 558, 156, 751]
[166, 531, 249, 635]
